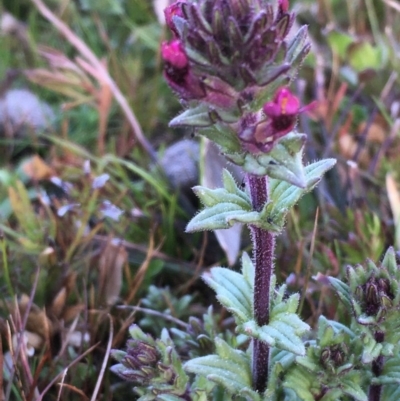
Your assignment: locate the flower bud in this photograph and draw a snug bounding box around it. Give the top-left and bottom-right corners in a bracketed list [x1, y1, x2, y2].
[164, 1, 185, 37]
[161, 40, 188, 70]
[320, 348, 331, 365]
[279, 0, 289, 13]
[365, 282, 379, 307]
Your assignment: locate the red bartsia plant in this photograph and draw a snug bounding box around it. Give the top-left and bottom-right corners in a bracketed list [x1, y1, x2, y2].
[111, 2, 337, 399]
[160, 0, 335, 395]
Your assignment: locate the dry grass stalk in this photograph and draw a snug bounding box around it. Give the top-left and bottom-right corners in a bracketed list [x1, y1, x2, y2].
[29, 0, 156, 160]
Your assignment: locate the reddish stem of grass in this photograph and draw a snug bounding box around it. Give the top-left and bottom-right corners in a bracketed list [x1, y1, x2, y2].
[247, 174, 275, 393]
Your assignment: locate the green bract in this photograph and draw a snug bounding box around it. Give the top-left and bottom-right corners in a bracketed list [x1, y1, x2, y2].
[187, 158, 336, 234]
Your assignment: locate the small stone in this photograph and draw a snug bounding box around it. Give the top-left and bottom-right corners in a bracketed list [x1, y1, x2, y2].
[159, 139, 199, 189]
[0, 89, 55, 137]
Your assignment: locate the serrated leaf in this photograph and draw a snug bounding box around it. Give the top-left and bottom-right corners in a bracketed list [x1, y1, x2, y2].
[187, 169, 256, 232]
[222, 169, 243, 195]
[202, 144, 245, 265]
[192, 186, 250, 208]
[260, 158, 336, 229]
[319, 389, 345, 401]
[271, 293, 300, 315]
[241, 252, 255, 288]
[286, 25, 309, 64]
[295, 355, 319, 372]
[186, 203, 258, 232]
[198, 123, 242, 153]
[282, 388, 307, 401]
[341, 376, 368, 401]
[169, 104, 211, 127]
[270, 348, 296, 371]
[373, 354, 400, 385]
[327, 277, 352, 310]
[381, 247, 397, 276]
[361, 334, 383, 364]
[184, 338, 251, 394]
[382, 384, 400, 401]
[283, 368, 316, 401]
[239, 317, 308, 355]
[158, 395, 187, 401]
[203, 267, 252, 323]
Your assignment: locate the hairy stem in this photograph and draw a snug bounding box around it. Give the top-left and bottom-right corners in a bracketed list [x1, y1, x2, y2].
[369, 332, 384, 401]
[247, 174, 276, 393]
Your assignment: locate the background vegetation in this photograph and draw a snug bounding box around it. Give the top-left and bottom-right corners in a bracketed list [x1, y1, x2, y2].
[1, 0, 400, 399]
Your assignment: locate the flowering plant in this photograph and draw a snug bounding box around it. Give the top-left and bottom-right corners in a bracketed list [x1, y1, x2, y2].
[111, 1, 400, 401]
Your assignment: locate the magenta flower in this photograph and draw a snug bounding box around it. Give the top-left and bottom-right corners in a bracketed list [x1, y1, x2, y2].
[161, 40, 188, 70]
[161, 40, 205, 101]
[240, 87, 313, 154]
[164, 1, 184, 37]
[263, 87, 303, 136]
[279, 0, 289, 13]
[162, 40, 238, 107]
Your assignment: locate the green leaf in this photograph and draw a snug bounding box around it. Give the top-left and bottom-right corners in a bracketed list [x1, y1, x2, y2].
[243, 133, 308, 187]
[184, 338, 252, 395]
[381, 247, 397, 276]
[260, 158, 336, 230]
[192, 187, 250, 209]
[283, 368, 317, 401]
[188, 154, 336, 233]
[347, 41, 382, 72]
[372, 354, 400, 385]
[222, 169, 244, 196]
[186, 203, 259, 232]
[241, 252, 255, 288]
[341, 375, 368, 401]
[198, 123, 242, 153]
[326, 30, 354, 59]
[286, 25, 309, 64]
[382, 384, 400, 401]
[169, 104, 212, 127]
[267, 348, 297, 398]
[158, 395, 188, 401]
[327, 277, 352, 310]
[361, 332, 383, 364]
[238, 316, 308, 355]
[187, 169, 260, 232]
[203, 266, 252, 323]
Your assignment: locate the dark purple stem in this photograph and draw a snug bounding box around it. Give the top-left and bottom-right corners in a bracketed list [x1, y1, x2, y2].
[369, 332, 384, 401]
[247, 174, 276, 393]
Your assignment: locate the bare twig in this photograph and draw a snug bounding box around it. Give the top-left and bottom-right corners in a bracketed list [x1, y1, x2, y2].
[116, 305, 189, 329]
[56, 369, 68, 401]
[36, 342, 100, 401]
[90, 316, 113, 401]
[125, 232, 163, 304]
[5, 266, 41, 401]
